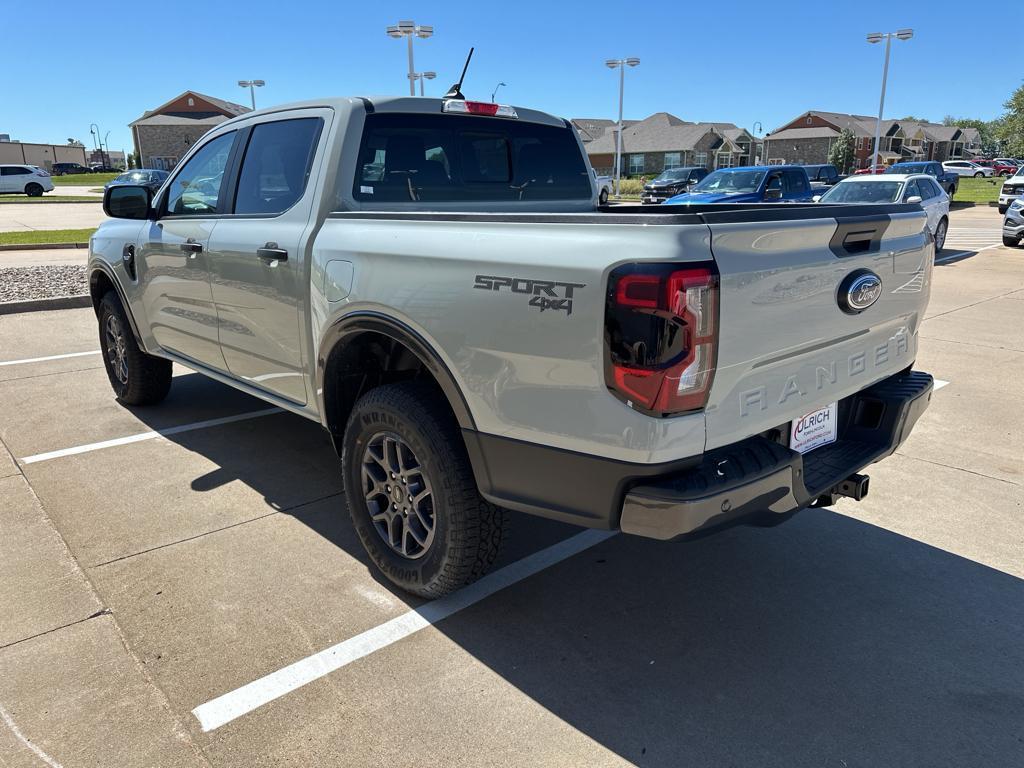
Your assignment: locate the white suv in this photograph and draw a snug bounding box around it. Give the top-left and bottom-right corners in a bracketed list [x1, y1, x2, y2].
[942, 160, 993, 178]
[998, 166, 1024, 214]
[0, 164, 55, 196]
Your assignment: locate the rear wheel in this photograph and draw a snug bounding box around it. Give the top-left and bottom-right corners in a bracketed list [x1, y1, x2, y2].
[599, 189, 609, 205]
[934, 217, 948, 253]
[25, 183, 43, 197]
[973, 171, 984, 178]
[342, 381, 506, 598]
[98, 292, 172, 405]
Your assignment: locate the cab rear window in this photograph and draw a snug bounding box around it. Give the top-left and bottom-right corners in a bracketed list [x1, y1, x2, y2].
[350, 112, 590, 203]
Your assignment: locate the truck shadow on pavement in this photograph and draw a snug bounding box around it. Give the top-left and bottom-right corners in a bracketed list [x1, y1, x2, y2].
[139, 374, 1024, 767]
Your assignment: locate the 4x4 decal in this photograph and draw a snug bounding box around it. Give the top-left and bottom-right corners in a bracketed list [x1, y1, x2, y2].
[473, 275, 585, 316]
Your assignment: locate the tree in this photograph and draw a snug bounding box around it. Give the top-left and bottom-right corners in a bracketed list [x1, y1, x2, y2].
[828, 128, 857, 174]
[994, 83, 1024, 156]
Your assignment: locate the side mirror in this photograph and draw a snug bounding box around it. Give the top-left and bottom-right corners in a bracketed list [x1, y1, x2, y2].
[764, 187, 783, 200]
[104, 185, 153, 220]
[905, 195, 923, 205]
[812, 194, 822, 202]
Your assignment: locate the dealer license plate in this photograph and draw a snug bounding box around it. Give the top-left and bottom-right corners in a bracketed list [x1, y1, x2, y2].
[789, 402, 838, 454]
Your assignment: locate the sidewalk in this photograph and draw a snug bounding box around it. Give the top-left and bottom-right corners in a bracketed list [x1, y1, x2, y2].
[0, 248, 87, 267]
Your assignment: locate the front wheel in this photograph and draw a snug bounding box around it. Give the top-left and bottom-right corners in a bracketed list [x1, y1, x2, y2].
[98, 292, 172, 405]
[1004, 235, 1021, 248]
[341, 382, 506, 598]
[934, 217, 948, 253]
[999, 205, 1008, 215]
[599, 189, 609, 205]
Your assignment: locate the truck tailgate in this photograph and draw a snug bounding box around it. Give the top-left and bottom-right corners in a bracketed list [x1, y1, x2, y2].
[701, 206, 932, 450]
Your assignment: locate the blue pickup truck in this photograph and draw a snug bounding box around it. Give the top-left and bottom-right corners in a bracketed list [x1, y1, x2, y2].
[886, 161, 958, 198]
[664, 165, 815, 204]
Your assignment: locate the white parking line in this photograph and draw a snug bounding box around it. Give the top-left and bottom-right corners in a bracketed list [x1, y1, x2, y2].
[0, 350, 100, 367]
[934, 379, 950, 391]
[935, 243, 1000, 264]
[20, 408, 282, 465]
[192, 528, 618, 732]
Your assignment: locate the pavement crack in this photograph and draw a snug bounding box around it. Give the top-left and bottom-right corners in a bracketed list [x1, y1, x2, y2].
[88, 491, 344, 569]
[0, 610, 111, 652]
[894, 452, 1022, 487]
[923, 288, 1024, 322]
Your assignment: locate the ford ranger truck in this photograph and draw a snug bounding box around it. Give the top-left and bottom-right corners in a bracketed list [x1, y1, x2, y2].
[88, 96, 935, 597]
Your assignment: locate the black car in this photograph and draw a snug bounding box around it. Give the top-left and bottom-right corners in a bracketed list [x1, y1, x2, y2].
[641, 166, 708, 204]
[803, 164, 843, 186]
[51, 162, 89, 176]
[104, 169, 170, 192]
[90, 164, 125, 173]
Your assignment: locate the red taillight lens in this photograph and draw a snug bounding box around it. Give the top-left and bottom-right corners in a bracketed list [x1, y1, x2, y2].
[605, 263, 719, 416]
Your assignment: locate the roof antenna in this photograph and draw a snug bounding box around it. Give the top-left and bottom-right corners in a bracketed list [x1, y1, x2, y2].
[444, 47, 474, 100]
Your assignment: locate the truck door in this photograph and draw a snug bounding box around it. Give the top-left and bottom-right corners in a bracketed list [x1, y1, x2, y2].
[136, 130, 237, 371]
[205, 112, 327, 405]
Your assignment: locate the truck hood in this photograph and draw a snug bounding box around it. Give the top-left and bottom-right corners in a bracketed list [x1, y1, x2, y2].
[663, 190, 760, 204]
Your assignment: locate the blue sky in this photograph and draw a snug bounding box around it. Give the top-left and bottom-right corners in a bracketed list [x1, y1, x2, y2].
[3, 0, 1016, 156]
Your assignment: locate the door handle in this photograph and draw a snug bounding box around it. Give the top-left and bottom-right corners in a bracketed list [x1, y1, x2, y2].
[257, 242, 288, 262]
[180, 238, 203, 255]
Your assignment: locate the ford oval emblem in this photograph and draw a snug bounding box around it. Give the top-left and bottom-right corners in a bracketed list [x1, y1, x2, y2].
[838, 269, 883, 314]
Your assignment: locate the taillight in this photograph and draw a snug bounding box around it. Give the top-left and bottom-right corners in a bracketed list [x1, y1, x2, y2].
[442, 100, 518, 118]
[604, 263, 719, 417]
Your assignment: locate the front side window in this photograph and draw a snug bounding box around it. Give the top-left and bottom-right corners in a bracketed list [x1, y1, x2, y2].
[2, 166, 31, 176]
[165, 132, 235, 216]
[351, 113, 590, 204]
[234, 118, 322, 215]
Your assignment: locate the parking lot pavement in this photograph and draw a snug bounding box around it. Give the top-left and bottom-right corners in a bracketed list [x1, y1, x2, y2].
[0, 202, 107, 232]
[1, 216, 1022, 767]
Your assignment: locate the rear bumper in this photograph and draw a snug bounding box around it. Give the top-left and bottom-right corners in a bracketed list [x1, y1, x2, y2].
[619, 370, 933, 540]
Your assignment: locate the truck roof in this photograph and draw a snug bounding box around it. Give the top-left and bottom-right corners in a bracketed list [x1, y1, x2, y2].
[213, 95, 569, 129]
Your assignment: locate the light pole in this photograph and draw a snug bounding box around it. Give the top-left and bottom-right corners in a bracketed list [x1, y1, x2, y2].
[866, 29, 913, 169]
[237, 80, 265, 110]
[386, 20, 434, 96]
[491, 82, 506, 103]
[605, 58, 640, 197]
[89, 123, 99, 167]
[410, 71, 436, 96]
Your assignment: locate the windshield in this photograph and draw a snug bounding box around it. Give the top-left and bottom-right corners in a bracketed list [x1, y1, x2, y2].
[653, 169, 690, 182]
[821, 180, 904, 204]
[692, 169, 765, 193]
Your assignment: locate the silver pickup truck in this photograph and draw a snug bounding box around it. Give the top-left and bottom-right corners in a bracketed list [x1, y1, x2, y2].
[89, 96, 935, 596]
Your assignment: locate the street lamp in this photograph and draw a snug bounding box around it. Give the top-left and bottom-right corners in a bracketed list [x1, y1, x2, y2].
[605, 57, 640, 197]
[866, 29, 913, 169]
[491, 82, 507, 103]
[386, 20, 434, 96]
[410, 71, 437, 97]
[237, 79, 265, 110]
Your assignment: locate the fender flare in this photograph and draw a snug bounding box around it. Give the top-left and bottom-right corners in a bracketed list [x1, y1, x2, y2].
[88, 262, 145, 347]
[316, 311, 476, 431]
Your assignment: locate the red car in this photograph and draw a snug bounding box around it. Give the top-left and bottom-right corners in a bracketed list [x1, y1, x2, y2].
[970, 159, 1017, 176]
[854, 164, 887, 175]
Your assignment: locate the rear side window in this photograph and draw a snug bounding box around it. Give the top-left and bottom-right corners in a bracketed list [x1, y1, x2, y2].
[350, 112, 591, 204]
[234, 117, 322, 215]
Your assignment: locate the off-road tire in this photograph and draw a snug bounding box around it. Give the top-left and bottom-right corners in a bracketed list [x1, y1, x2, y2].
[98, 291, 172, 405]
[1004, 235, 1021, 248]
[25, 183, 43, 197]
[341, 381, 506, 598]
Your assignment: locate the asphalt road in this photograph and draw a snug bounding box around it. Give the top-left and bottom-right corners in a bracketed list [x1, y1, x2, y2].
[0, 205, 1021, 767]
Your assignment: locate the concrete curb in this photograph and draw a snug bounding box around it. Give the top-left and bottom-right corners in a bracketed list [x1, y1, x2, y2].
[0, 295, 91, 315]
[0, 243, 88, 252]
